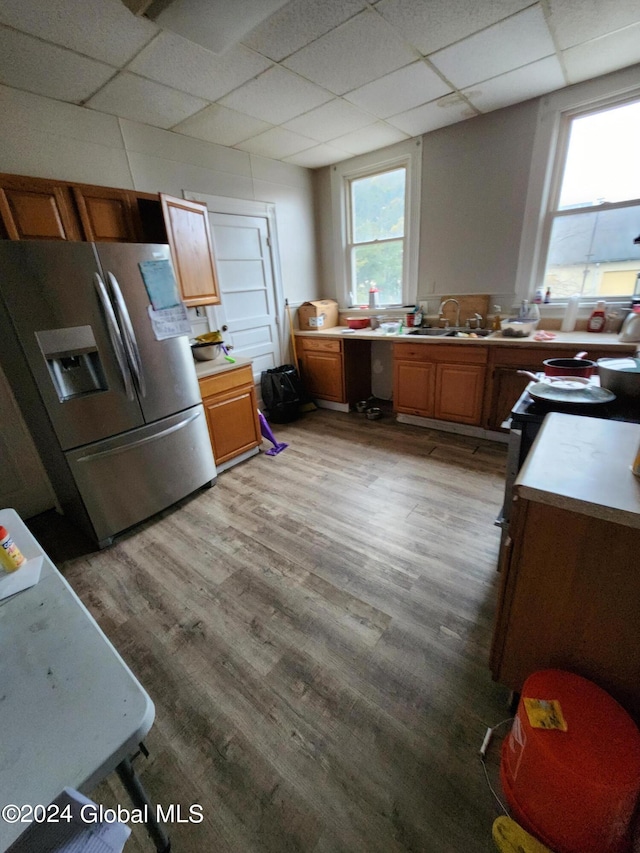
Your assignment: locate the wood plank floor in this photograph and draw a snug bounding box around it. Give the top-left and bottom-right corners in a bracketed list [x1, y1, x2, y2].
[52, 410, 511, 852]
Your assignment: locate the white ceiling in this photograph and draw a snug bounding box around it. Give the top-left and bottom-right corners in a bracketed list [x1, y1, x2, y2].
[1, 0, 640, 169]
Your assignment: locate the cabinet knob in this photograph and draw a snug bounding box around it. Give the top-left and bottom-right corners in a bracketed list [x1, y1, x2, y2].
[221, 325, 228, 332]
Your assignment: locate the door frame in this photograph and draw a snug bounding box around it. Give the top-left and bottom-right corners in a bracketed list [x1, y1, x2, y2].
[183, 192, 286, 365]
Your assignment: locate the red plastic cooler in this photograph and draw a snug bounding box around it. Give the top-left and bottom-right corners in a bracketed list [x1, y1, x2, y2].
[501, 670, 640, 853]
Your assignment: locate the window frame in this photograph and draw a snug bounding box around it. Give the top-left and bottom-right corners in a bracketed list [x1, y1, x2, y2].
[516, 67, 640, 308]
[330, 139, 422, 309]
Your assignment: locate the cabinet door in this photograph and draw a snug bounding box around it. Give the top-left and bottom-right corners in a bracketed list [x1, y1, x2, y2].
[302, 350, 345, 401]
[394, 360, 435, 416]
[73, 186, 141, 242]
[203, 382, 261, 464]
[0, 176, 81, 240]
[435, 363, 485, 424]
[160, 194, 220, 306]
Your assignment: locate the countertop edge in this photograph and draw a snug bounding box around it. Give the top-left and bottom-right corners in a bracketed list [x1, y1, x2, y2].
[294, 327, 637, 350]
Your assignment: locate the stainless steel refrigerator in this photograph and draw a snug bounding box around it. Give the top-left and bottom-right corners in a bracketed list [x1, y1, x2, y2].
[0, 241, 216, 547]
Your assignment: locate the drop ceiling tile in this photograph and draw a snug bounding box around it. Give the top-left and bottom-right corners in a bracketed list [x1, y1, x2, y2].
[282, 99, 376, 142]
[129, 31, 271, 103]
[173, 105, 272, 146]
[242, 0, 366, 62]
[219, 66, 333, 124]
[388, 94, 477, 136]
[430, 6, 556, 89]
[329, 121, 409, 155]
[376, 0, 532, 55]
[86, 72, 207, 129]
[234, 127, 316, 158]
[463, 56, 565, 112]
[563, 23, 640, 84]
[283, 8, 418, 95]
[0, 0, 157, 67]
[344, 61, 451, 119]
[547, 0, 640, 50]
[0, 28, 115, 103]
[284, 143, 352, 168]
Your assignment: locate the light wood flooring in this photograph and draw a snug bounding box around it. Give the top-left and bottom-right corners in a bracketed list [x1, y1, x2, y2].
[48, 409, 511, 852]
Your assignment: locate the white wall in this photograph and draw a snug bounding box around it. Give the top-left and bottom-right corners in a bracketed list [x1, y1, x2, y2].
[0, 84, 319, 305]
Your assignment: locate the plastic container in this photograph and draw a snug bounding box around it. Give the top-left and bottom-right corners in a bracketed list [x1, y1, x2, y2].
[501, 669, 640, 853]
[619, 307, 640, 342]
[379, 321, 401, 335]
[501, 318, 539, 337]
[561, 294, 580, 332]
[0, 525, 26, 573]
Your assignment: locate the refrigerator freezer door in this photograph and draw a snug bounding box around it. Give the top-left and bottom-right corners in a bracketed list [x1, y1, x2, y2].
[94, 243, 202, 424]
[65, 404, 216, 545]
[0, 242, 145, 450]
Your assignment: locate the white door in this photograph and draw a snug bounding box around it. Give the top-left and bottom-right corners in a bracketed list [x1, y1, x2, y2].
[209, 213, 281, 383]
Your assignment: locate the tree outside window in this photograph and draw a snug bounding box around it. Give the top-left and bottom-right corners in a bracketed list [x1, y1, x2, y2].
[348, 167, 406, 306]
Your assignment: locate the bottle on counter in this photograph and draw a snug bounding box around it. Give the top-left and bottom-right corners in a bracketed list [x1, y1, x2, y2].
[0, 525, 26, 573]
[534, 288, 544, 304]
[561, 294, 580, 332]
[492, 305, 502, 332]
[587, 299, 607, 332]
[544, 287, 552, 303]
[368, 285, 379, 309]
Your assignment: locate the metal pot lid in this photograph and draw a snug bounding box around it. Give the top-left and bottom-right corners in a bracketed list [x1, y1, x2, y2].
[597, 357, 640, 373]
[528, 381, 615, 405]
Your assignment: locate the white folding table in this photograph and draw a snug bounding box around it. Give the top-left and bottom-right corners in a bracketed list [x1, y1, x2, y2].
[0, 508, 169, 852]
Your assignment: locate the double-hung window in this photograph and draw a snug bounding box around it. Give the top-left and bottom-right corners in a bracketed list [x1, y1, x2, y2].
[541, 97, 640, 300]
[331, 139, 421, 309]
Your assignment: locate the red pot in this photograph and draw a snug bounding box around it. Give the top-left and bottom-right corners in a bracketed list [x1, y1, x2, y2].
[543, 357, 596, 377]
[345, 316, 370, 330]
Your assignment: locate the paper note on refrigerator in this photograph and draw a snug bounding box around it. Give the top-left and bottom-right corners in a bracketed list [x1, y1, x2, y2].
[147, 304, 191, 340]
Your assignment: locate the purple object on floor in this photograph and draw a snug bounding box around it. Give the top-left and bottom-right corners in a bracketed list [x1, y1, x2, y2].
[258, 410, 288, 456]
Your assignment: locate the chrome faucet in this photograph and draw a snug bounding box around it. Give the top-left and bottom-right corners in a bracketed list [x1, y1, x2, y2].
[438, 298, 460, 329]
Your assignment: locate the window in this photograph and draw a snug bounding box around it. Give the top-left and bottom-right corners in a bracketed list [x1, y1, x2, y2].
[330, 139, 421, 308]
[541, 98, 640, 300]
[348, 167, 406, 307]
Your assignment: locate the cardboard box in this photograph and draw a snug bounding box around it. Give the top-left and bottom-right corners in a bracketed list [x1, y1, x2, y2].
[298, 299, 339, 331]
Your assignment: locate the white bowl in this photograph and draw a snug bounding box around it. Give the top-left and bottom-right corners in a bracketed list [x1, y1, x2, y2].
[501, 319, 539, 337]
[379, 321, 401, 335]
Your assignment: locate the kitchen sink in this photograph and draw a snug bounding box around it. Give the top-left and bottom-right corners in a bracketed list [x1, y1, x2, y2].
[408, 327, 494, 337]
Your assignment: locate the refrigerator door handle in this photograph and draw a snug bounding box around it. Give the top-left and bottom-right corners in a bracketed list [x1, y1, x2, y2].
[75, 408, 202, 463]
[106, 271, 147, 399]
[93, 273, 135, 401]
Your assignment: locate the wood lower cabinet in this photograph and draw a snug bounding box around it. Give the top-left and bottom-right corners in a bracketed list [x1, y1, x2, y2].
[199, 365, 261, 466]
[0, 174, 81, 240]
[491, 495, 640, 721]
[296, 337, 371, 405]
[161, 194, 220, 307]
[394, 343, 487, 425]
[297, 338, 344, 402]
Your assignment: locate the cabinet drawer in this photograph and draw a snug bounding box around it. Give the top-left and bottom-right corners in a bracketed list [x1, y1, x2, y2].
[198, 364, 253, 399]
[393, 342, 488, 364]
[299, 337, 342, 353]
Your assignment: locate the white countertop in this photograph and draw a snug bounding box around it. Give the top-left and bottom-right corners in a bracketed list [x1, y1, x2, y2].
[295, 327, 636, 351]
[515, 413, 640, 528]
[193, 354, 253, 379]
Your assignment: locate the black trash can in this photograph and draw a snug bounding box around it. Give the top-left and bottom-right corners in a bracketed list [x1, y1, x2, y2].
[261, 364, 303, 423]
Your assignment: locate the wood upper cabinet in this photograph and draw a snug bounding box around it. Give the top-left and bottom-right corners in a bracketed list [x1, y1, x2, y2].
[199, 365, 261, 465]
[72, 185, 142, 242]
[393, 342, 487, 425]
[160, 194, 220, 306]
[0, 174, 81, 240]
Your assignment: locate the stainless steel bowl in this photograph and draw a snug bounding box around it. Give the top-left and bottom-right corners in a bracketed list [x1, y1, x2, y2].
[191, 342, 221, 361]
